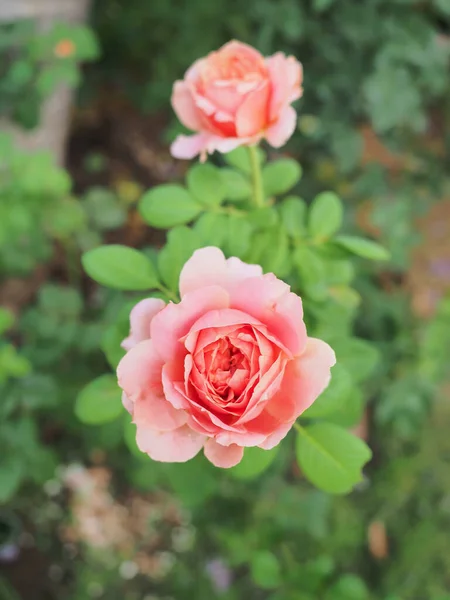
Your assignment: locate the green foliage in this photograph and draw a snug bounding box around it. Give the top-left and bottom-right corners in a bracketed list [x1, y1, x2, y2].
[82, 244, 160, 290]
[75, 374, 123, 424]
[139, 184, 202, 228]
[262, 158, 302, 196]
[296, 423, 372, 494]
[0, 21, 99, 129]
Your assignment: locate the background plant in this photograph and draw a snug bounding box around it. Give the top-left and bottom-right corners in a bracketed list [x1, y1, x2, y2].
[1, 1, 450, 599]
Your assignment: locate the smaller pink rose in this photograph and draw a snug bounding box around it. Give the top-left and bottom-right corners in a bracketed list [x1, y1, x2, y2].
[171, 41, 303, 160]
[117, 247, 335, 468]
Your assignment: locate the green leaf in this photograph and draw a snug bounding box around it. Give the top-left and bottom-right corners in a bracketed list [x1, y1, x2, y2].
[279, 195, 307, 236]
[46, 196, 87, 239]
[83, 187, 127, 230]
[295, 423, 372, 494]
[262, 158, 302, 197]
[75, 374, 123, 425]
[0, 308, 15, 335]
[325, 574, 369, 600]
[230, 446, 280, 480]
[124, 417, 145, 459]
[326, 388, 365, 429]
[248, 206, 279, 229]
[187, 163, 226, 207]
[251, 551, 282, 589]
[293, 246, 327, 300]
[225, 215, 253, 258]
[221, 168, 252, 201]
[158, 226, 202, 292]
[224, 146, 266, 174]
[258, 227, 291, 278]
[0, 456, 24, 503]
[139, 184, 202, 228]
[303, 364, 353, 419]
[82, 245, 160, 290]
[335, 235, 390, 261]
[193, 212, 228, 246]
[332, 338, 380, 383]
[309, 192, 343, 239]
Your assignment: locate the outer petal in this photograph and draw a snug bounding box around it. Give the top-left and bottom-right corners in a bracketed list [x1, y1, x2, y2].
[235, 81, 270, 137]
[133, 394, 187, 432]
[171, 133, 210, 160]
[171, 80, 204, 131]
[290, 337, 336, 412]
[122, 392, 133, 414]
[258, 421, 294, 450]
[179, 247, 262, 297]
[230, 273, 307, 356]
[117, 340, 187, 431]
[117, 340, 163, 401]
[204, 439, 244, 468]
[265, 105, 298, 148]
[121, 298, 166, 351]
[136, 424, 206, 463]
[150, 285, 230, 362]
[266, 53, 303, 121]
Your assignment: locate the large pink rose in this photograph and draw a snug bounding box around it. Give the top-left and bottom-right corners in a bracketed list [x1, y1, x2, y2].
[171, 40, 303, 161]
[117, 248, 335, 468]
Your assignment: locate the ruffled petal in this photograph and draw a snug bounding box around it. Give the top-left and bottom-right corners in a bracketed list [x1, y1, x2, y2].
[179, 247, 262, 297]
[136, 424, 206, 463]
[204, 439, 244, 467]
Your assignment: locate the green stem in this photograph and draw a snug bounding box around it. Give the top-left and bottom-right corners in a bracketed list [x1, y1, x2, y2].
[157, 284, 179, 303]
[293, 421, 303, 434]
[247, 145, 264, 208]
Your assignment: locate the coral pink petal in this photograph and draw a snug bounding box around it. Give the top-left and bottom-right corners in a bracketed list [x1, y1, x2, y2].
[230, 273, 307, 356]
[258, 421, 294, 450]
[117, 340, 163, 401]
[171, 80, 204, 131]
[204, 439, 244, 468]
[136, 424, 206, 463]
[265, 106, 298, 148]
[266, 53, 303, 121]
[121, 298, 166, 351]
[133, 392, 187, 432]
[122, 392, 133, 415]
[291, 337, 336, 411]
[235, 81, 270, 137]
[150, 285, 230, 362]
[170, 133, 210, 160]
[179, 247, 262, 297]
[162, 360, 191, 411]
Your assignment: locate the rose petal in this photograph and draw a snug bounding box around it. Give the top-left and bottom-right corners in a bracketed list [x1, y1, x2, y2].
[133, 393, 187, 432]
[170, 133, 210, 160]
[258, 421, 294, 450]
[204, 439, 244, 468]
[261, 338, 336, 424]
[179, 247, 262, 297]
[136, 424, 206, 463]
[150, 285, 230, 362]
[265, 105, 298, 148]
[121, 298, 166, 351]
[235, 81, 270, 137]
[171, 80, 204, 131]
[230, 273, 307, 356]
[266, 53, 303, 121]
[122, 392, 133, 414]
[117, 340, 163, 401]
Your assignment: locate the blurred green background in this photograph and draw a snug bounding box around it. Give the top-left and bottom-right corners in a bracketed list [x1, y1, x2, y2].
[1, 0, 450, 598]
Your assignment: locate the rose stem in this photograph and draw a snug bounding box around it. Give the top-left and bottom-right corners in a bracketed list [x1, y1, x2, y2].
[247, 145, 265, 208]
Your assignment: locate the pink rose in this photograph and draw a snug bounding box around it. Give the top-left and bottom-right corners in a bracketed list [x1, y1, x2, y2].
[117, 248, 335, 468]
[171, 40, 303, 161]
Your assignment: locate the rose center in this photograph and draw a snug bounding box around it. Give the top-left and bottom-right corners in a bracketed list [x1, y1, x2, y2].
[203, 337, 249, 400]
